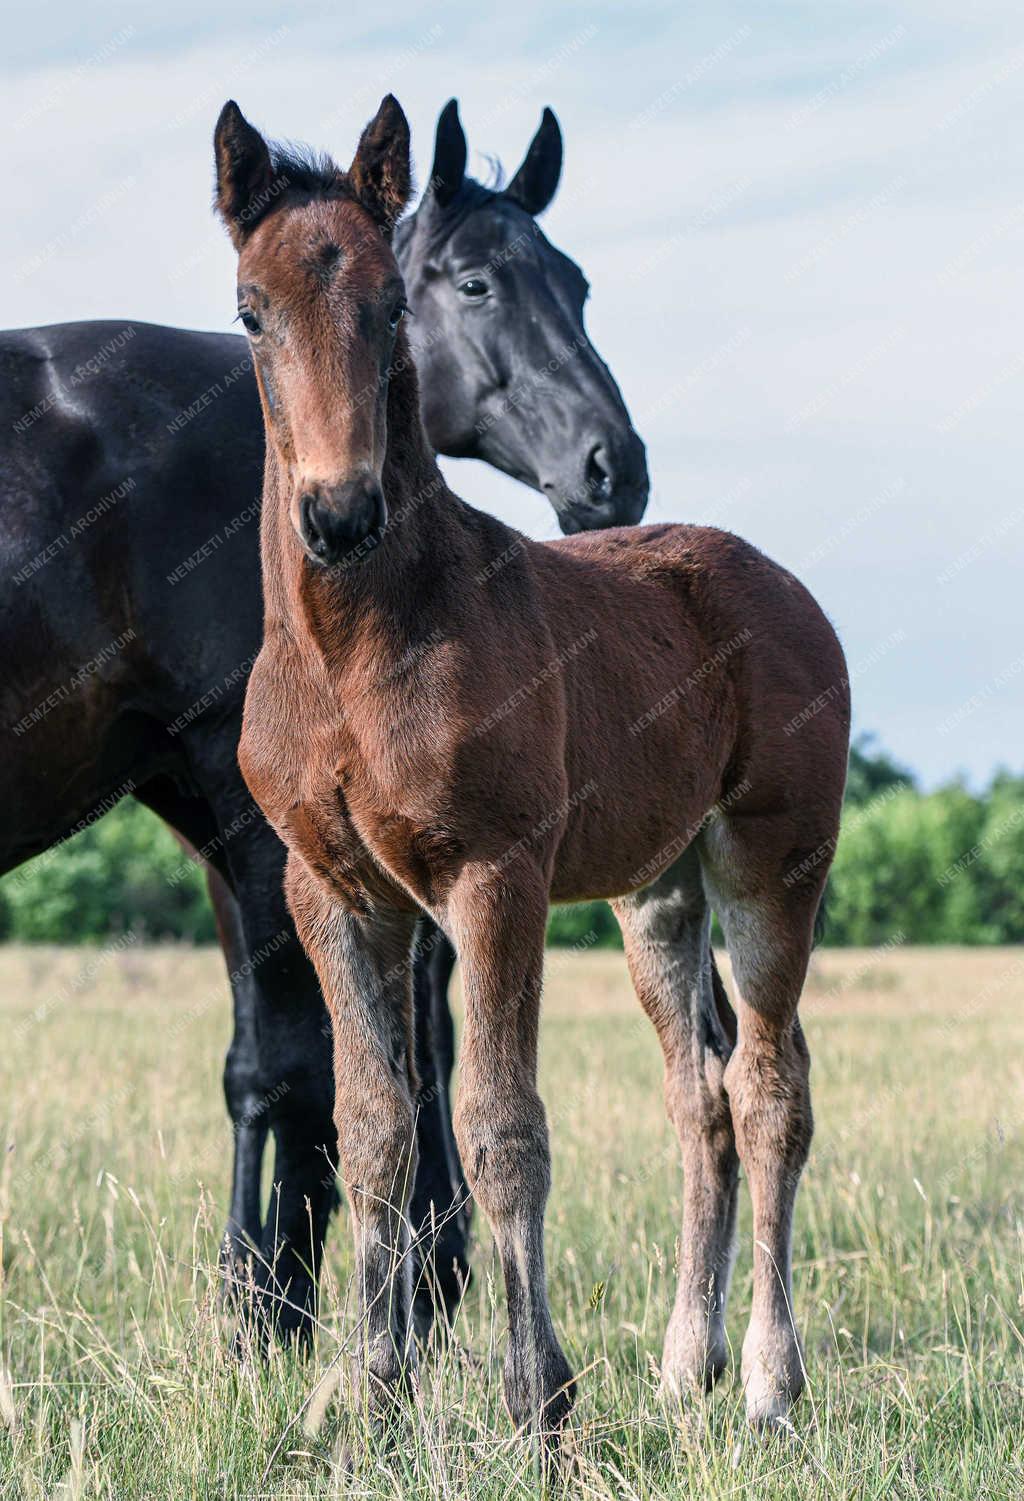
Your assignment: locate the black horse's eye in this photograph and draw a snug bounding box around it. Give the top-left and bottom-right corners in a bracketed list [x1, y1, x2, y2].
[388, 301, 407, 332]
[458, 277, 489, 300]
[238, 308, 262, 336]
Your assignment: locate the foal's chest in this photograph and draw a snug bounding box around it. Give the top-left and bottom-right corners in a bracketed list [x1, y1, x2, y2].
[239, 641, 453, 914]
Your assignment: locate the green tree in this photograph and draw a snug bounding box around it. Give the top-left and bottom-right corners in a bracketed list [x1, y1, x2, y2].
[844, 732, 916, 805]
[970, 772, 1024, 942]
[826, 771, 1023, 946]
[1, 742, 1021, 951]
[547, 899, 622, 949]
[0, 799, 216, 944]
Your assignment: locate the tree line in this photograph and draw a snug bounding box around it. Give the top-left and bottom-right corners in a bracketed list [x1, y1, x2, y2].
[1, 737, 1020, 947]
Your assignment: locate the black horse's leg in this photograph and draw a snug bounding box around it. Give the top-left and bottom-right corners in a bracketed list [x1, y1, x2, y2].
[225, 824, 471, 1344]
[430, 934, 473, 1243]
[152, 748, 335, 1345]
[176, 745, 467, 1345]
[134, 782, 270, 1283]
[410, 920, 470, 1334]
[223, 827, 338, 1344]
[205, 864, 269, 1274]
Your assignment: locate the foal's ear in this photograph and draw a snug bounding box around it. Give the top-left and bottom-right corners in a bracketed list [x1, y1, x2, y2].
[347, 94, 412, 234]
[214, 100, 274, 246]
[504, 106, 563, 217]
[429, 98, 467, 207]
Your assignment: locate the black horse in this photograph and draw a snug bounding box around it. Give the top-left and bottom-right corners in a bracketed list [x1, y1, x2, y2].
[0, 101, 648, 1339]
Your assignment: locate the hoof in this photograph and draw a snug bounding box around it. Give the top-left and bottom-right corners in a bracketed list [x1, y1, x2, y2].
[741, 1341, 804, 1431]
[505, 1347, 576, 1441]
[660, 1325, 729, 1399]
[228, 1266, 319, 1360]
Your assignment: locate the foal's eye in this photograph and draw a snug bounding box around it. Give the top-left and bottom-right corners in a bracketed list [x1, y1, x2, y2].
[458, 277, 489, 300]
[388, 302, 407, 332]
[238, 308, 262, 336]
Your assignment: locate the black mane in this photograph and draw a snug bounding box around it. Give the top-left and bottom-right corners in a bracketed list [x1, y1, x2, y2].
[395, 176, 506, 257]
[269, 140, 347, 199]
[257, 143, 506, 250]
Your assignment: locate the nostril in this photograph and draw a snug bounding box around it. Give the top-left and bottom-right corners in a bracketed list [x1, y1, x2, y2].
[297, 482, 388, 565]
[300, 494, 328, 559]
[585, 445, 614, 505]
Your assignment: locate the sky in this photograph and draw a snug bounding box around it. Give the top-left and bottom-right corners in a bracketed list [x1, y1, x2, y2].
[3, 1, 1022, 789]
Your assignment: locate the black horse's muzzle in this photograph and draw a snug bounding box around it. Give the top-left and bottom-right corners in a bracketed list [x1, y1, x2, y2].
[298, 478, 387, 566]
[545, 429, 650, 534]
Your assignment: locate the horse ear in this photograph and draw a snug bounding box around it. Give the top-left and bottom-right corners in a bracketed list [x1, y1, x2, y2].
[429, 98, 467, 207]
[214, 100, 274, 246]
[504, 107, 562, 216]
[347, 94, 412, 234]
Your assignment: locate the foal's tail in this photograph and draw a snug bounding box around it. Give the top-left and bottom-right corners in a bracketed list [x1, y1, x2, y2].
[709, 947, 737, 1049]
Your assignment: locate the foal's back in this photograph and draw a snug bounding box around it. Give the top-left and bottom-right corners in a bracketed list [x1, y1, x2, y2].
[520, 522, 849, 902]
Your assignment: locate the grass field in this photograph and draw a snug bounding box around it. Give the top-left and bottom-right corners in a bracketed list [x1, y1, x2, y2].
[1, 943, 1023, 1498]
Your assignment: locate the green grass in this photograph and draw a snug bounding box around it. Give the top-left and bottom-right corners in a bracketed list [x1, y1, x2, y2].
[1, 943, 1023, 1497]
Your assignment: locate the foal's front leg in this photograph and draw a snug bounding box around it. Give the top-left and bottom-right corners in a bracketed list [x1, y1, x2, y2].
[286, 856, 419, 1414]
[446, 865, 574, 1437]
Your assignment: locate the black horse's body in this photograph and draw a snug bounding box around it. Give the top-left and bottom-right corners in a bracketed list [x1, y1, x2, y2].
[0, 103, 647, 1337]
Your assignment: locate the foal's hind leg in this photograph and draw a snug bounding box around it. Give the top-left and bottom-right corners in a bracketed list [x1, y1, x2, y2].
[700, 814, 825, 1429]
[613, 849, 739, 1397]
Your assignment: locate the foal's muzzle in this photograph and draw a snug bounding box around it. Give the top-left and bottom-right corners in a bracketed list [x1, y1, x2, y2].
[298, 478, 387, 566]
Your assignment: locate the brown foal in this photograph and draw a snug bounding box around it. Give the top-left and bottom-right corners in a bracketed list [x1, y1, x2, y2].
[214, 96, 850, 1438]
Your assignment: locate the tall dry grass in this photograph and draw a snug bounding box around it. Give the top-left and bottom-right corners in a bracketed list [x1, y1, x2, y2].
[1, 943, 1022, 1497]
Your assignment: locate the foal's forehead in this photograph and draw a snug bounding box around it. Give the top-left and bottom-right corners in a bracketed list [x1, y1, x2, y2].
[239, 197, 400, 300]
